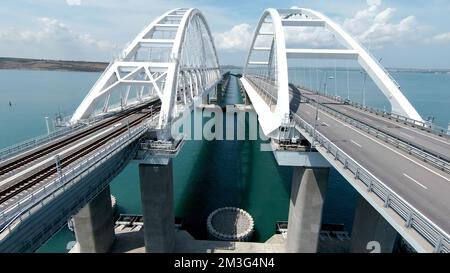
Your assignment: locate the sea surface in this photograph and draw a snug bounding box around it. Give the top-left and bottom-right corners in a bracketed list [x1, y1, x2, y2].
[0, 68, 448, 252]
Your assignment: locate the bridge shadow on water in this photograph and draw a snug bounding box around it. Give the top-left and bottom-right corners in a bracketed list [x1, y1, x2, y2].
[174, 76, 292, 242]
[174, 129, 293, 242]
[36, 73, 361, 252]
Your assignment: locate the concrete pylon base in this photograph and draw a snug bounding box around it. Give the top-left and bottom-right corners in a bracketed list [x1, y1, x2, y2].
[73, 186, 115, 253]
[350, 197, 398, 253]
[287, 167, 329, 253]
[139, 160, 175, 253]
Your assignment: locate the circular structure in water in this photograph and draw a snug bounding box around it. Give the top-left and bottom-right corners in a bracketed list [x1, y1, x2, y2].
[207, 207, 254, 242]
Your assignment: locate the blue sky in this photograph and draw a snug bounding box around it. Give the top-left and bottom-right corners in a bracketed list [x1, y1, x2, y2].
[1, 0, 450, 68]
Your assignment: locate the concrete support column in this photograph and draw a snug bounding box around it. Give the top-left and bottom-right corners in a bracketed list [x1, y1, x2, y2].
[287, 167, 329, 253]
[73, 185, 115, 253]
[203, 94, 209, 104]
[350, 197, 398, 253]
[139, 160, 175, 253]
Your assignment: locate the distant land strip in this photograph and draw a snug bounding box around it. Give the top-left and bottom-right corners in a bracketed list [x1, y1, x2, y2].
[0, 57, 449, 73]
[0, 57, 243, 72]
[0, 57, 108, 72]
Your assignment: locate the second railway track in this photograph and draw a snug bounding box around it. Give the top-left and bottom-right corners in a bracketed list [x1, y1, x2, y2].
[0, 100, 160, 177]
[0, 103, 159, 205]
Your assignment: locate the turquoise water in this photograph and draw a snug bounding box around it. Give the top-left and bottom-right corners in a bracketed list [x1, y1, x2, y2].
[0, 69, 448, 252]
[391, 72, 450, 127]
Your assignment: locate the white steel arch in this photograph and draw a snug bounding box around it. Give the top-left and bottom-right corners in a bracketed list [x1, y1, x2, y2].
[243, 8, 423, 136]
[71, 8, 221, 127]
[243, 9, 291, 135]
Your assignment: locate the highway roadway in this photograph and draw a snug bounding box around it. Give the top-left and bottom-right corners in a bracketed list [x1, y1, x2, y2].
[298, 88, 450, 162]
[288, 86, 450, 234]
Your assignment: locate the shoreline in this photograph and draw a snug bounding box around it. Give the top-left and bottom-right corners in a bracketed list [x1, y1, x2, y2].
[0, 57, 108, 72]
[1, 57, 449, 74]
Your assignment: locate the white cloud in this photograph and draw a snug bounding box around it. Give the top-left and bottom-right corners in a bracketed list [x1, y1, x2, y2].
[5, 17, 117, 52]
[66, 0, 81, 6]
[0, 17, 118, 60]
[342, 2, 423, 48]
[367, 0, 381, 7]
[213, 0, 440, 52]
[213, 24, 253, 51]
[284, 23, 337, 47]
[431, 32, 450, 43]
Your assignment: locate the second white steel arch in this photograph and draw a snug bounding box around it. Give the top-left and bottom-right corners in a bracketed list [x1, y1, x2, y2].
[243, 8, 423, 136]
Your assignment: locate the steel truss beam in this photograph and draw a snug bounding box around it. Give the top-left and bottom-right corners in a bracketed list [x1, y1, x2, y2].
[71, 8, 221, 128]
[243, 8, 423, 137]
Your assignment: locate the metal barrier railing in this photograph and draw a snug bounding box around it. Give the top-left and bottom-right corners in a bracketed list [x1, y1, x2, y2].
[308, 89, 450, 137]
[0, 117, 155, 238]
[291, 111, 450, 253]
[0, 124, 85, 162]
[241, 78, 450, 252]
[349, 101, 450, 136]
[296, 91, 450, 173]
[0, 98, 162, 163]
[245, 76, 278, 106]
[299, 96, 450, 173]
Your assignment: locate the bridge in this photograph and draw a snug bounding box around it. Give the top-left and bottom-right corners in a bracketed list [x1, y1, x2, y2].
[0, 8, 220, 252]
[0, 7, 449, 253]
[241, 8, 450, 253]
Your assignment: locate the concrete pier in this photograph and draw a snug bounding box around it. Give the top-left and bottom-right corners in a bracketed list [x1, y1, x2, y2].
[287, 167, 329, 253]
[139, 160, 175, 253]
[202, 93, 209, 104]
[72, 186, 115, 253]
[350, 197, 398, 253]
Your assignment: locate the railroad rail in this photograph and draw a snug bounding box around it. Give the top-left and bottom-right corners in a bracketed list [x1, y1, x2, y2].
[0, 101, 160, 205]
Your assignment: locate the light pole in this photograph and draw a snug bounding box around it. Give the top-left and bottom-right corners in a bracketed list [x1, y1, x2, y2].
[326, 75, 334, 96]
[312, 71, 328, 146]
[361, 70, 367, 107]
[347, 64, 350, 101]
[45, 116, 50, 134]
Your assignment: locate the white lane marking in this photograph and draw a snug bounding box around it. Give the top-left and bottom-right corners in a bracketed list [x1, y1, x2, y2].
[350, 139, 362, 148]
[398, 123, 448, 145]
[399, 131, 415, 139]
[0, 127, 114, 187]
[299, 90, 448, 144]
[303, 103, 450, 183]
[322, 122, 330, 127]
[332, 102, 449, 145]
[403, 173, 428, 190]
[353, 109, 449, 145]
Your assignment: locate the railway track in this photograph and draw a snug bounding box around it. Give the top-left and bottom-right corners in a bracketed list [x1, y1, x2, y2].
[0, 103, 160, 205]
[0, 100, 159, 177]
